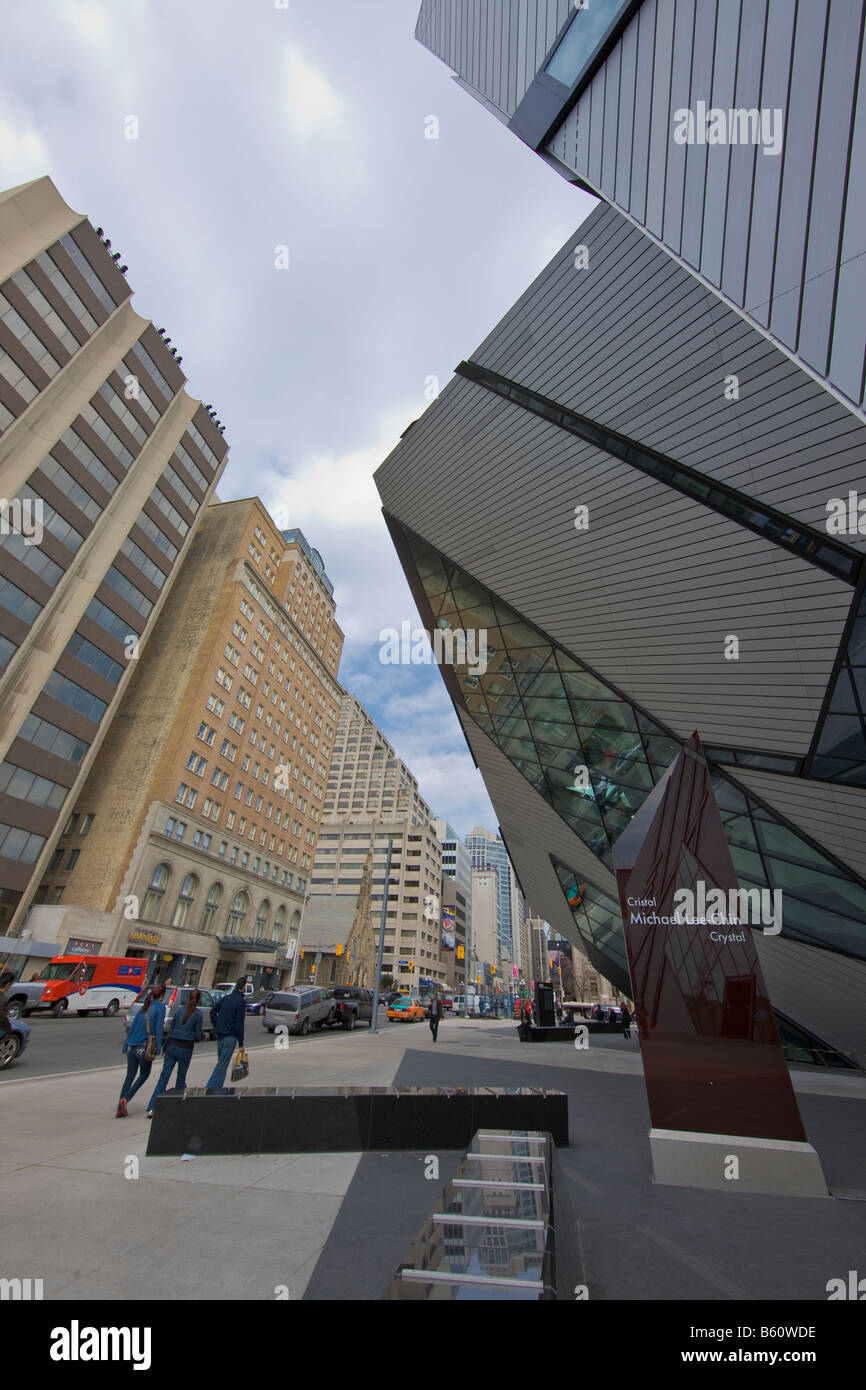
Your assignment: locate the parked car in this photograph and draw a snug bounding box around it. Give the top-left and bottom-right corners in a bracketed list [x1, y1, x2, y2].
[326, 986, 375, 1029]
[386, 997, 425, 1022]
[0, 1018, 30, 1069]
[213, 981, 253, 997]
[262, 987, 336, 1036]
[245, 989, 275, 1015]
[125, 986, 217, 1039]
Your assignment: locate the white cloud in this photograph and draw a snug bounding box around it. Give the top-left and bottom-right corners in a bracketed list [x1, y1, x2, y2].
[0, 122, 50, 187]
[282, 47, 342, 137]
[58, 0, 114, 49]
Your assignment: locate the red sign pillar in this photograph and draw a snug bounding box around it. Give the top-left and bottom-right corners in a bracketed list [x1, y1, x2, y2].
[612, 732, 826, 1194]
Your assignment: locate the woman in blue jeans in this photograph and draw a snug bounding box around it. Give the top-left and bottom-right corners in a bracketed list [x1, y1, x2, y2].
[116, 984, 165, 1117]
[146, 989, 204, 1117]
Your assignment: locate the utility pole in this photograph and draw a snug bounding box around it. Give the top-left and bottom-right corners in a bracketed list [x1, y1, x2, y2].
[289, 884, 310, 988]
[369, 837, 392, 1036]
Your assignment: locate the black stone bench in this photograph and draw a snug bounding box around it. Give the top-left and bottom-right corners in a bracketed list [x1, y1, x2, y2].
[145, 1085, 569, 1156]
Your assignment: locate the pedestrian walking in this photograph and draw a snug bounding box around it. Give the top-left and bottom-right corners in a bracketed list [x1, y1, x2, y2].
[622, 1003, 632, 1039]
[146, 988, 204, 1117]
[522, 1000, 533, 1029]
[429, 993, 444, 1042]
[116, 984, 165, 1117]
[205, 979, 246, 1092]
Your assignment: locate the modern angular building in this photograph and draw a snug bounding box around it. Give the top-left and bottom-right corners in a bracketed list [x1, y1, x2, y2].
[0, 176, 229, 938]
[26, 502, 343, 990]
[373, 1, 866, 1066]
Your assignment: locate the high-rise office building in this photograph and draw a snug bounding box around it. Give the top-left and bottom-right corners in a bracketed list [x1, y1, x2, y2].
[433, 817, 472, 929]
[470, 867, 499, 989]
[375, 2, 866, 1065]
[27, 501, 343, 989]
[465, 826, 520, 961]
[312, 693, 444, 994]
[0, 175, 228, 936]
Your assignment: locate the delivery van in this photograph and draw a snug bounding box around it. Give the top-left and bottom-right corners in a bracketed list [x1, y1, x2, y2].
[5, 955, 147, 1018]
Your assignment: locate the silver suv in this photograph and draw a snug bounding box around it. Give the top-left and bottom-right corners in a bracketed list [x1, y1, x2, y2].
[262, 987, 336, 1036]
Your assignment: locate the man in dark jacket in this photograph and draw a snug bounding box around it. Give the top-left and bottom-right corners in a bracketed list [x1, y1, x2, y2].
[205, 980, 246, 1091]
[428, 994, 444, 1042]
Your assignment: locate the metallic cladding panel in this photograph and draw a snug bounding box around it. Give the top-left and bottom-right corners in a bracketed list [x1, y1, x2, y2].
[418, 2, 863, 408]
[754, 931, 866, 1068]
[415, 0, 574, 117]
[544, 0, 862, 411]
[376, 373, 852, 755]
[468, 204, 866, 541]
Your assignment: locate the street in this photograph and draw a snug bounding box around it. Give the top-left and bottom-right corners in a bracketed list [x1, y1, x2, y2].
[2, 1009, 643, 1082]
[1, 1006, 411, 1081]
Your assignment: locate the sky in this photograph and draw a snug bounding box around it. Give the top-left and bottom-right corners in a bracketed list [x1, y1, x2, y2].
[1, 0, 596, 838]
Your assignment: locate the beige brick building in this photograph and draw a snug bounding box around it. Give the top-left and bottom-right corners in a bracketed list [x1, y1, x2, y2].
[311, 692, 444, 995]
[32, 498, 344, 990]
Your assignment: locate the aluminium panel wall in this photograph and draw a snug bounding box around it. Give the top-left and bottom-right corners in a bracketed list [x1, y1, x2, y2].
[376, 374, 852, 756]
[471, 203, 866, 542]
[544, 0, 865, 412]
[755, 932, 866, 1067]
[416, 0, 574, 118]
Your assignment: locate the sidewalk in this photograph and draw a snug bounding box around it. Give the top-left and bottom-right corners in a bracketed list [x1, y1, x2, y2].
[1, 1021, 426, 1301]
[3, 1017, 864, 1301]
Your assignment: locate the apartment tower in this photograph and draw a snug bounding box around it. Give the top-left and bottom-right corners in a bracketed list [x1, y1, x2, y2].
[0, 175, 228, 936]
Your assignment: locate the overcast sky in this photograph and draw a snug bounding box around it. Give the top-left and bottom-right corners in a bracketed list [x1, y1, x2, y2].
[1, 0, 595, 838]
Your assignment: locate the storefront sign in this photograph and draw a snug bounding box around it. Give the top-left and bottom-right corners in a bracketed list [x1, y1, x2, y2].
[129, 929, 160, 946]
[65, 937, 102, 956]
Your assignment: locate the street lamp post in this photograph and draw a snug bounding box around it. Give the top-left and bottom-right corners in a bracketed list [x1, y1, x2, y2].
[369, 837, 392, 1036]
[288, 884, 310, 988]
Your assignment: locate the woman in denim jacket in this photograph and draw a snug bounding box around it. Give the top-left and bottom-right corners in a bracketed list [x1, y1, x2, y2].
[146, 989, 204, 1117]
[116, 984, 165, 1117]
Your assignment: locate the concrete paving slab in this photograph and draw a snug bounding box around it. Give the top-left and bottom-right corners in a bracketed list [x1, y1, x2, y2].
[249, 1152, 361, 1194]
[50, 1187, 343, 1301]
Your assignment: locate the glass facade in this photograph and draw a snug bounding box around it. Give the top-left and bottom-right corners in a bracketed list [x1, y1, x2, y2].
[811, 589, 866, 784]
[400, 529, 866, 972]
[545, 0, 634, 90]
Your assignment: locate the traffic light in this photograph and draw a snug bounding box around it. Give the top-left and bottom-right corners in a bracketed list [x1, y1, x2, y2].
[491, 965, 496, 974]
[300, 949, 305, 959]
[335, 943, 343, 956]
[409, 960, 414, 970]
[457, 945, 464, 959]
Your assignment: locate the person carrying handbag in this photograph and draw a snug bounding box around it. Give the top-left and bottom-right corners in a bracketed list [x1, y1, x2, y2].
[145, 988, 204, 1117]
[116, 984, 165, 1117]
[205, 979, 246, 1092]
